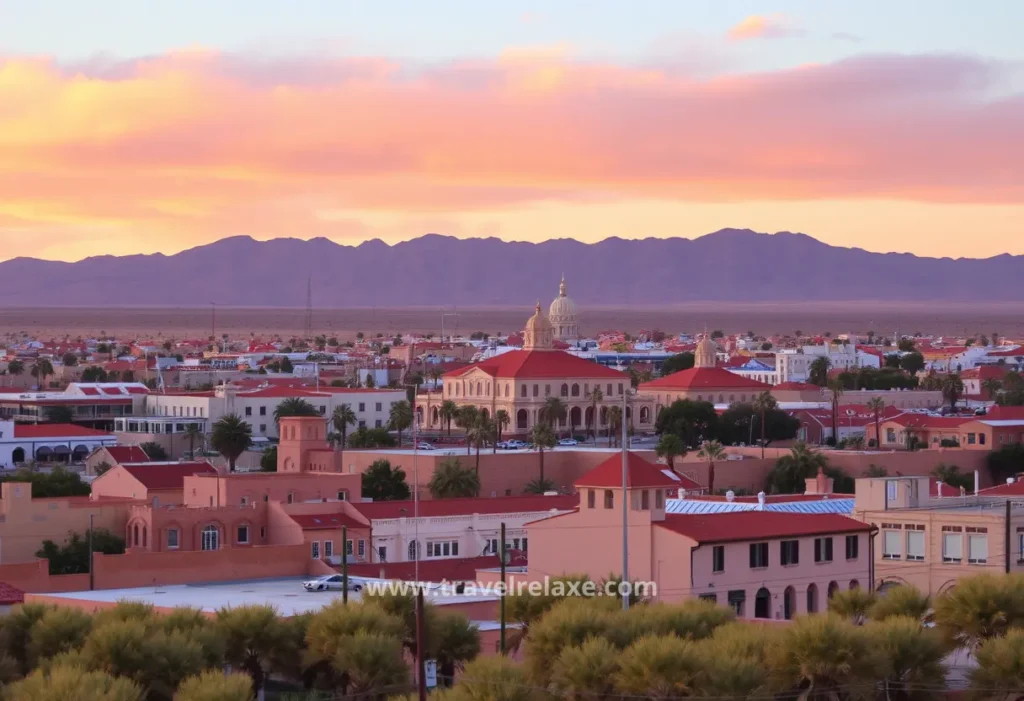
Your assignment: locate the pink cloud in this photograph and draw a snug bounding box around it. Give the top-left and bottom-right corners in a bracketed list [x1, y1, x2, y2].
[727, 15, 803, 41]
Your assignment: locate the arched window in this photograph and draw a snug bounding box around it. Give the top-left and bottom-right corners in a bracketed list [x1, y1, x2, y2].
[560, 383, 569, 397]
[783, 586, 795, 620]
[806, 583, 818, 613]
[697, 395, 703, 401]
[408, 541, 419, 561]
[828, 581, 839, 599]
[133, 524, 140, 547]
[849, 579, 860, 590]
[516, 409, 528, 430]
[639, 406, 650, 423]
[201, 525, 220, 551]
[754, 587, 771, 619]
[569, 406, 581, 430]
[571, 383, 580, 397]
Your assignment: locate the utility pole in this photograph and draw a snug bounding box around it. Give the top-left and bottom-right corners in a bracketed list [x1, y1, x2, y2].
[342, 525, 349, 604]
[412, 391, 420, 583]
[305, 277, 313, 341]
[621, 389, 629, 611]
[210, 302, 216, 350]
[415, 587, 427, 701]
[500, 521, 507, 654]
[88, 513, 95, 591]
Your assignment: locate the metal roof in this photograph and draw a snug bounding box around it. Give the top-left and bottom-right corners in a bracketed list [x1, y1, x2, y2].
[665, 497, 854, 516]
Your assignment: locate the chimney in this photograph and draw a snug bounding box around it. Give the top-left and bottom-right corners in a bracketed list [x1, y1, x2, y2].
[1009, 477, 1016, 485]
[974, 470, 980, 496]
[756, 491, 766, 510]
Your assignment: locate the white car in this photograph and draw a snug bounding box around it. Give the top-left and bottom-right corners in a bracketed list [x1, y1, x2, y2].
[558, 438, 579, 446]
[505, 440, 527, 449]
[303, 574, 363, 592]
[415, 442, 436, 450]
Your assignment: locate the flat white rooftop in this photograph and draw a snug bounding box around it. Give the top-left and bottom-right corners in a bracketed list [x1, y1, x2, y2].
[36, 577, 498, 617]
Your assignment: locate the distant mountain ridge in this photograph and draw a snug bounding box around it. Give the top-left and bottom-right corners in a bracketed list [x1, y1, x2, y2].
[0, 229, 1019, 306]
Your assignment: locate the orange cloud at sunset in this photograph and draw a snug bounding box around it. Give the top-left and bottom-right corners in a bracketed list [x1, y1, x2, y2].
[0, 50, 1022, 261]
[727, 15, 800, 41]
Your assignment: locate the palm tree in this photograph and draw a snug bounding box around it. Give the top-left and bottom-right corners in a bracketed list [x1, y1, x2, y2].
[330, 404, 357, 459]
[607, 405, 622, 448]
[827, 378, 844, 445]
[32, 358, 54, 389]
[942, 373, 965, 410]
[440, 400, 459, 436]
[808, 356, 831, 387]
[655, 433, 686, 470]
[586, 387, 603, 442]
[455, 406, 480, 455]
[215, 604, 283, 695]
[530, 423, 557, 483]
[361, 459, 411, 501]
[273, 397, 318, 424]
[494, 409, 510, 451]
[752, 391, 777, 459]
[6, 359, 24, 387]
[866, 396, 886, 449]
[388, 400, 413, 446]
[540, 396, 568, 436]
[765, 441, 829, 494]
[183, 424, 204, 459]
[696, 440, 726, 494]
[465, 414, 495, 473]
[981, 377, 1003, 401]
[428, 458, 480, 498]
[210, 414, 252, 472]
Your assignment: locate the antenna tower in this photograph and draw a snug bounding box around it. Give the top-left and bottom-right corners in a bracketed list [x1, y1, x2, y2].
[304, 277, 313, 340]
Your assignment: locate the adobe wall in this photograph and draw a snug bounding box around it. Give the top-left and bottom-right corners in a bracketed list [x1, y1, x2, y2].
[0, 559, 91, 593]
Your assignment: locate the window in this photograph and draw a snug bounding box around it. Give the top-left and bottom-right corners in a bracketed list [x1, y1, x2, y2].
[311, 541, 320, 559]
[728, 590, 746, 617]
[325, 541, 334, 558]
[259, 406, 266, 416]
[942, 526, 963, 563]
[968, 527, 988, 564]
[379, 546, 387, 562]
[587, 489, 595, 508]
[375, 420, 382, 428]
[544, 384, 551, 397]
[655, 489, 664, 509]
[883, 529, 901, 559]
[712, 545, 725, 573]
[814, 537, 833, 563]
[641, 490, 650, 510]
[358, 540, 365, 557]
[1018, 529, 1024, 563]
[533, 384, 539, 397]
[237, 525, 249, 544]
[698, 593, 717, 603]
[346, 539, 353, 555]
[358, 402, 365, 412]
[427, 540, 459, 558]
[287, 492, 295, 504]
[520, 385, 527, 398]
[845, 535, 859, 560]
[886, 481, 898, 502]
[886, 428, 896, 443]
[337, 490, 347, 501]
[240, 496, 249, 506]
[259, 424, 266, 433]
[376, 402, 382, 412]
[906, 527, 925, 561]
[749, 542, 768, 568]
[607, 383, 613, 395]
[780, 540, 799, 566]
[245, 406, 252, 416]
[980, 433, 987, 445]
[167, 528, 179, 549]
[201, 526, 219, 551]
[604, 490, 614, 509]
[618, 383, 624, 395]
[319, 405, 326, 415]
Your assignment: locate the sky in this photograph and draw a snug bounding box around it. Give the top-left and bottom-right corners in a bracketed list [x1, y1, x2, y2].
[1, 0, 1022, 261]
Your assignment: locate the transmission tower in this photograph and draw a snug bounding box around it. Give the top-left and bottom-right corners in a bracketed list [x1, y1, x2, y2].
[304, 277, 313, 340]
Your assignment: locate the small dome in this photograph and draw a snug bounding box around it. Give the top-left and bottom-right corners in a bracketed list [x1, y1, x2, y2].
[694, 334, 717, 368]
[523, 302, 554, 350]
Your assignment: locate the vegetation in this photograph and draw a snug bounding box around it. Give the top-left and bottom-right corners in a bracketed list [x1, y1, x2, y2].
[932, 463, 973, 492]
[183, 424, 204, 459]
[765, 441, 853, 494]
[388, 400, 414, 446]
[35, 529, 125, 575]
[659, 352, 694, 376]
[695, 440, 726, 493]
[834, 366, 919, 391]
[654, 399, 717, 448]
[809, 356, 831, 386]
[259, 446, 277, 472]
[138, 441, 169, 461]
[346, 426, 397, 449]
[361, 459, 411, 501]
[718, 399, 799, 447]
[530, 422, 557, 484]
[942, 373, 965, 410]
[0, 466, 90, 498]
[439, 400, 459, 436]
[428, 458, 480, 499]
[43, 405, 75, 423]
[273, 397, 319, 424]
[654, 433, 686, 470]
[209, 414, 252, 472]
[987, 443, 1024, 483]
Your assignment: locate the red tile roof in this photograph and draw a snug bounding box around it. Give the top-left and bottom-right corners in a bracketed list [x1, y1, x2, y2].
[103, 445, 151, 463]
[351, 494, 578, 520]
[657, 512, 871, 544]
[575, 452, 701, 489]
[13, 424, 113, 439]
[980, 406, 1024, 421]
[117, 461, 218, 490]
[885, 414, 972, 429]
[289, 513, 366, 530]
[444, 350, 625, 380]
[639, 367, 771, 391]
[79, 387, 100, 396]
[979, 480, 1024, 496]
[987, 347, 1024, 357]
[0, 582, 24, 605]
[344, 554, 528, 582]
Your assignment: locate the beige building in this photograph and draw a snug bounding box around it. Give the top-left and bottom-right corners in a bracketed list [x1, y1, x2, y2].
[548, 275, 579, 342]
[424, 303, 652, 437]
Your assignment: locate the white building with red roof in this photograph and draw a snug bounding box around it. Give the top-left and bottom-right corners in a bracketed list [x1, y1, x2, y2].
[424, 303, 648, 437]
[0, 420, 116, 468]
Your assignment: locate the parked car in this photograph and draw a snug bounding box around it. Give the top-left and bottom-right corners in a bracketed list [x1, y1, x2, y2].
[558, 438, 579, 446]
[415, 442, 436, 450]
[499, 440, 526, 450]
[303, 574, 363, 592]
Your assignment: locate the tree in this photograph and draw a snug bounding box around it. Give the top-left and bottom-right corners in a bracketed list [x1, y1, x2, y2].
[530, 423, 557, 483]
[440, 400, 459, 436]
[654, 399, 718, 448]
[61, 352, 78, 366]
[332, 631, 407, 696]
[361, 459, 411, 501]
[174, 671, 254, 701]
[8, 665, 141, 701]
[869, 585, 931, 623]
[259, 446, 277, 472]
[81, 366, 109, 383]
[828, 588, 877, 625]
[346, 427, 396, 448]
[988, 443, 1024, 483]
[272, 397, 318, 424]
[696, 440, 726, 494]
[43, 405, 74, 423]
[808, 356, 831, 387]
[865, 464, 888, 477]
[616, 634, 704, 698]
[971, 629, 1024, 697]
[866, 616, 947, 701]
[433, 612, 481, 686]
[330, 404, 357, 458]
[494, 409, 510, 446]
[932, 463, 972, 491]
[465, 414, 495, 472]
[455, 406, 480, 455]
[524, 478, 556, 494]
[586, 387, 604, 440]
[549, 636, 620, 700]
[866, 396, 886, 449]
[540, 396, 568, 435]
[210, 414, 252, 472]
[933, 573, 1024, 651]
[654, 433, 686, 470]
[827, 377, 844, 445]
[32, 358, 55, 388]
[279, 357, 294, 373]
[183, 424, 204, 459]
[7, 358, 24, 376]
[0, 466, 90, 498]
[982, 377, 1003, 400]
[900, 351, 925, 374]
[752, 391, 777, 458]
[660, 352, 694, 376]
[942, 373, 964, 410]
[765, 441, 829, 494]
[28, 607, 93, 664]
[138, 441, 169, 461]
[388, 400, 413, 446]
[428, 458, 480, 498]
[898, 338, 917, 352]
[216, 605, 284, 696]
[768, 615, 876, 700]
[448, 655, 532, 701]
[607, 405, 622, 448]
[36, 529, 125, 575]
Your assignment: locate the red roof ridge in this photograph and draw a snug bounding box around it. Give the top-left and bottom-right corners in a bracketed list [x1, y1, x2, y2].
[575, 452, 702, 490]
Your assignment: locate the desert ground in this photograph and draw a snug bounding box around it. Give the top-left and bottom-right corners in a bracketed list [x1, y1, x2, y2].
[0, 303, 1020, 341]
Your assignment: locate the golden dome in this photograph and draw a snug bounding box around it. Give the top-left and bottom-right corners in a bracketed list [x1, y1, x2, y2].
[523, 301, 554, 350]
[694, 334, 717, 368]
[548, 275, 577, 321]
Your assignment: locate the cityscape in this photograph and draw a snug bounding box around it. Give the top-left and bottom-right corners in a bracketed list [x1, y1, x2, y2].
[2, 2, 1024, 700]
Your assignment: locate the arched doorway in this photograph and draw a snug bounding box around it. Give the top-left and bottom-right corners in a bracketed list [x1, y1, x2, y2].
[600, 406, 608, 426]
[52, 445, 71, 463]
[35, 446, 53, 462]
[431, 407, 439, 425]
[11, 447, 24, 464]
[849, 579, 860, 590]
[806, 583, 818, 613]
[828, 581, 839, 599]
[585, 407, 594, 435]
[783, 586, 796, 620]
[201, 525, 220, 551]
[72, 444, 90, 462]
[754, 587, 771, 619]
[569, 407, 582, 433]
[516, 409, 528, 430]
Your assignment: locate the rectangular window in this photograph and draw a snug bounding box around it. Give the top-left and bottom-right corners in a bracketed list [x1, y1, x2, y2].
[376, 402, 382, 412]
[607, 383, 613, 395]
[883, 530, 902, 560]
[980, 433, 987, 445]
[358, 540, 366, 557]
[846, 535, 859, 560]
[319, 405, 326, 415]
[1018, 530, 1024, 563]
[311, 541, 320, 559]
[245, 406, 252, 416]
[259, 424, 266, 433]
[641, 490, 650, 510]
[942, 533, 963, 563]
[259, 406, 266, 416]
[655, 489, 664, 509]
[907, 530, 925, 561]
[521, 538, 527, 553]
[587, 490, 595, 508]
[712, 545, 725, 573]
[604, 490, 614, 509]
[780, 540, 799, 566]
[240, 496, 249, 506]
[346, 539, 354, 555]
[749, 542, 768, 568]
[375, 419, 382, 428]
[814, 537, 833, 563]
[886, 481, 898, 501]
[167, 529, 179, 549]
[728, 590, 746, 617]
[325, 541, 334, 558]
[379, 546, 387, 562]
[968, 534, 988, 564]
[967, 433, 976, 445]
[237, 526, 249, 544]
[698, 593, 717, 603]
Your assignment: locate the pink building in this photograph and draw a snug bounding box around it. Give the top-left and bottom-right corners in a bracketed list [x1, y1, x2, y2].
[528, 452, 873, 620]
[91, 461, 218, 505]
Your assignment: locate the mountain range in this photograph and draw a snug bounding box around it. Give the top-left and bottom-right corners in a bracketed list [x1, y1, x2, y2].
[0, 229, 1019, 306]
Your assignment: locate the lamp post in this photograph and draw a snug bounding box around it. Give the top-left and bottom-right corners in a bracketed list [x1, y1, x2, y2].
[621, 388, 631, 611]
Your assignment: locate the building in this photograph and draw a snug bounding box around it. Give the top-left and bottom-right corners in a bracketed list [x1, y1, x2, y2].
[548, 275, 580, 343]
[727, 358, 778, 385]
[91, 461, 219, 505]
[425, 303, 646, 436]
[526, 452, 873, 618]
[0, 383, 148, 428]
[773, 345, 880, 385]
[84, 445, 153, 476]
[636, 335, 772, 412]
[0, 421, 116, 468]
[790, 404, 904, 445]
[865, 414, 974, 450]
